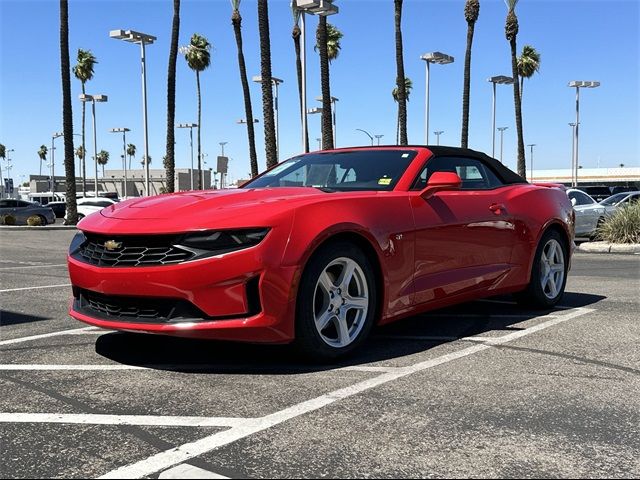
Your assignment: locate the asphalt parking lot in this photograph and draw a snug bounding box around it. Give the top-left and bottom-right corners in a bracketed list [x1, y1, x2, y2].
[1, 229, 639, 479]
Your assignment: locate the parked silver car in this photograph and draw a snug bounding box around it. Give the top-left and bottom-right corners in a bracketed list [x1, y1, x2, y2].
[566, 189, 606, 238]
[0, 199, 56, 225]
[599, 191, 640, 216]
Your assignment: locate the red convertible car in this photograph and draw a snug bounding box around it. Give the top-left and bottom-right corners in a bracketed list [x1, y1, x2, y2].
[68, 146, 574, 359]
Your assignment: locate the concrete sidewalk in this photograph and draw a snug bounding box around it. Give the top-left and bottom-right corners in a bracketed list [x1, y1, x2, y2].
[577, 241, 640, 254]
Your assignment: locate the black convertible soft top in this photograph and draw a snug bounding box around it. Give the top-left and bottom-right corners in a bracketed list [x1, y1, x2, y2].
[424, 146, 528, 185]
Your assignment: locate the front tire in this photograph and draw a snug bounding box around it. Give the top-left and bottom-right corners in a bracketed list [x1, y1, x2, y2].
[515, 229, 568, 309]
[294, 241, 377, 361]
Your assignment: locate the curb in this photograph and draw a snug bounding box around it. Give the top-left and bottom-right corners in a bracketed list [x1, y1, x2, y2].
[576, 241, 640, 254]
[0, 225, 78, 231]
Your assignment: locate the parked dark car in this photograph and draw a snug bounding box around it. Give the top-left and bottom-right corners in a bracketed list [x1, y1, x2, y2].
[47, 201, 67, 219]
[0, 199, 56, 225]
[581, 186, 612, 202]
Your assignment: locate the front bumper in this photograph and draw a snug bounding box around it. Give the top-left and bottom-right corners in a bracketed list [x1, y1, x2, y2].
[68, 245, 300, 343]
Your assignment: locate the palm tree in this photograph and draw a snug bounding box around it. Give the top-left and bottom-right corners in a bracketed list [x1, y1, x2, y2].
[96, 150, 109, 177]
[141, 155, 151, 166]
[291, 6, 309, 153]
[38, 145, 48, 176]
[60, 1, 77, 223]
[184, 33, 212, 189]
[165, 0, 180, 193]
[316, 16, 334, 149]
[126, 143, 136, 169]
[257, 0, 277, 167]
[0, 144, 5, 161]
[517, 44, 541, 101]
[461, 0, 480, 149]
[75, 145, 85, 178]
[316, 23, 343, 62]
[72, 48, 97, 197]
[505, 0, 526, 178]
[393, 0, 408, 146]
[232, 0, 258, 178]
[392, 77, 413, 145]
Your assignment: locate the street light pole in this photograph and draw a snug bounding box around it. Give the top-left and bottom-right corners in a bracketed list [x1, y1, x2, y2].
[487, 76, 514, 158]
[569, 122, 577, 186]
[110, 29, 156, 196]
[434, 130, 444, 146]
[79, 94, 107, 197]
[497, 126, 508, 164]
[109, 128, 130, 198]
[374, 134, 384, 146]
[178, 123, 197, 190]
[568, 81, 600, 189]
[420, 52, 454, 145]
[527, 143, 536, 182]
[355, 128, 374, 146]
[316, 96, 338, 147]
[51, 132, 63, 193]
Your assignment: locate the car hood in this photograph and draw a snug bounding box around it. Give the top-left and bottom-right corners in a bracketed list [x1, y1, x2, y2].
[80, 187, 358, 234]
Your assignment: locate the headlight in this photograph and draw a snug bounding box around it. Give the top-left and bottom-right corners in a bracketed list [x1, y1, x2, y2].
[177, 228, 270, 257]
[69, 231, 87, 254]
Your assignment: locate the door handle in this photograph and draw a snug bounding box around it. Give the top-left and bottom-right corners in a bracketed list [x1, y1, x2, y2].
[489, 203, 507, 215]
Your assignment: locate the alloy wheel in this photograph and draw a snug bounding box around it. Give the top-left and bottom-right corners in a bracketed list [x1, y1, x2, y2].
[540, 238, 565, 300]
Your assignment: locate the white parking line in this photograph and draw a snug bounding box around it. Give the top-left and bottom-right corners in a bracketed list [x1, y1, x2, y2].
[0, 264, 67, 271]
[0, 283, 71, 293]
[99, 307, 593, 479]
[0, 413, 250, 428]
[0, 327, 98, 346]
[159, 464, 229, 479]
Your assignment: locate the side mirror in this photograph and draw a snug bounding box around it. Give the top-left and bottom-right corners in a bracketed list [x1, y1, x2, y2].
[570, 197, 577, 206]
[420, 172, 462, 200]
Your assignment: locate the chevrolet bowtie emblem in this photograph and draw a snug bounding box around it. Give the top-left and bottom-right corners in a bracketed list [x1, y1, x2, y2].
[104, 240, 123, 251]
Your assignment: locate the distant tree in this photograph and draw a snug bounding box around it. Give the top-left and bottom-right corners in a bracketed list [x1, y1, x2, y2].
[0, 144, 5, 161]
[394, 0, 408, 145]
[392, 77, 413, 145]
[461, 0, 480, 148]
[38, 145, 48, 176]
[72, 48, 97, 196]
[257, 0, 277, 166]
[96, 150, 109, 177]
[517, 44, 541, 101]
[126, 143, 136, 169]
[291, 6, 309, 152]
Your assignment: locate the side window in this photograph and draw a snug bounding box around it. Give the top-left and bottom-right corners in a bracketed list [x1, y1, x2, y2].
[0, 200, 16, 208]
[17, 201, 32, 208]
[574, 192, 594, 206]
[411, 156, 504, 190]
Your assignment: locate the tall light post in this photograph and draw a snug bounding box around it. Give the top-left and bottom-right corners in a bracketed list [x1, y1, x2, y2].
[316, 95, 338, 147]
[294, 0, 338, 153]
[110, 29, 156, 196]
[355, 128, 374, 146]
[568, 81, 600, 188]
[51, 132, 63, 193]
[308, 107, 323, 147]
[420, 51, 454, 145]
[434, 130, 444, 146]
[497, 126, 509, 164]
[3, 149, 14, 198]
[109, 128, 130, 197]
[177, 123, 197, 190]
[253, 75, 283, 161]
[316, 137, 322, 150]
[79, 94, 108, 197]
[488, 75, 514, 158]
[527, 143, 536, 182]
[374, 134, 384, 146]
[569, 122, 577, 186]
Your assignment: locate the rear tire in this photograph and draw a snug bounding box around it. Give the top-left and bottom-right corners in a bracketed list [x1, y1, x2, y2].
[38, 215, 47, 226]
[293, 241, 377, 362]
[515, 229, 568, 309]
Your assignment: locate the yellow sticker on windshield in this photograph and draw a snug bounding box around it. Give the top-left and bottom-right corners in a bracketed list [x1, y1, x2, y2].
[378, 178, 392, 185]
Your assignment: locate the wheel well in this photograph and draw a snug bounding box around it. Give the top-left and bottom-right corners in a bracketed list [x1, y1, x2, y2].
[545, 222, 570, 253]
[305, 232, 384, 320]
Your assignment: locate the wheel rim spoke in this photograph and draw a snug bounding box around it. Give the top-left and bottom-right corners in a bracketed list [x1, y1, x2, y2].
[318, 271, 335, 295]
[315, 309, 334, 331]
[335, 313, 351, 347]
[344, 295, 368, 311]
[337, 261, 356, 292]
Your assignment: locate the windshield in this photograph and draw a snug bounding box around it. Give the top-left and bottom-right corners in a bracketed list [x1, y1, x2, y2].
[600, 193, 628, 206]
[243, 150, 418, 191]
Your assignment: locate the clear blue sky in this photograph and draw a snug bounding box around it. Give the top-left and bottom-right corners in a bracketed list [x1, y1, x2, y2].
[1, 0, 638, 185]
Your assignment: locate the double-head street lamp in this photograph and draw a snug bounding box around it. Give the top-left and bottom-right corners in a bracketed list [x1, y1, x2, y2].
[434, 130, 444, 146]
[109, 128, 130, 197]
[253, 76, 283, 161]
[79, 94, 108, 197]
[237, 118, 259, 125]
[497, 126, 509, 164]
[374, 134, 384, 146]
[488, 75, 514, 158]
[420, 52, 454, 145]
[110, 29, 156, 196]
[51, 132, 63, 192]
[316, 95, 339, 147]
[527, 143, 536, 182]
[294, 0, 338, 153]
[177, 123, 198, 190]
[568, 81, 600, 187]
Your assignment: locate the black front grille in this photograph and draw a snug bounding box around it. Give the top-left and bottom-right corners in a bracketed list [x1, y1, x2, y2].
[74, 288, 208, 323]
[77, 234, 193, 267]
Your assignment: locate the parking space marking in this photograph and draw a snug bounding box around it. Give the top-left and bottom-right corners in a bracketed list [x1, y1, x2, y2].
[0, 413, 251, 428]
[99, 307, 594, 479]
[159, 464, 229, 479]
[0, 283, 71, 293]
[0, 264, 67, 271]
[0, 326, 98, 346]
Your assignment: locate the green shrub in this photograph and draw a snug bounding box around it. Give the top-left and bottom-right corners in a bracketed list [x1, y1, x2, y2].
[597, 203, 640, 244]
[26, 215, 43, 226]
[1, 214, 16, 225]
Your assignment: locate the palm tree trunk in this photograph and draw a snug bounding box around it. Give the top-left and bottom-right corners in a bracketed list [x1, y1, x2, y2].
[233, 8, 259, 178]
[258, 0, 277, 168]
[196, 70, 202, 190]
[461, 21, 475, 149]
[510, 38, 526, 178]
[165, 0, 180, 193]
[102, 164, 105, 177]
[396, 109, 400, 145]
[293, 25, 309, 153]
[317, 16, 334, 150]
[394, 0, 408, 146]
[520, 76, 524, 102]
[81, 82, 87, 196]
[60, 0, 77, 224]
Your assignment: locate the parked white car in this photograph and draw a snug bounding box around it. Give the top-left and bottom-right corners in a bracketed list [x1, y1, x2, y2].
[75, 197, 119, 220]
[566, 189, 606, 238]
[599, 191, 640, 216]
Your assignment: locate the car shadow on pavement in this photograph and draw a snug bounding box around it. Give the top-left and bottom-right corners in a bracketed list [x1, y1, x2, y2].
[95, 292, 606, 375]
[0, 310, 51, 327]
